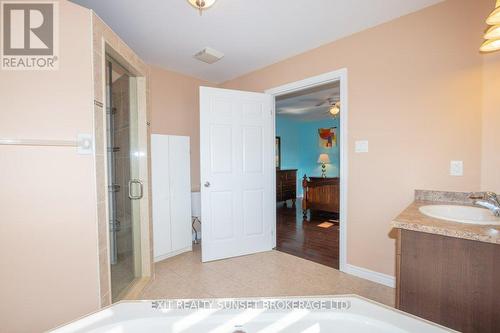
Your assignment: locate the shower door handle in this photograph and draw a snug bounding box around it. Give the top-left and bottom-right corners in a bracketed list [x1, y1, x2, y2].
[128, 179, 144, 200]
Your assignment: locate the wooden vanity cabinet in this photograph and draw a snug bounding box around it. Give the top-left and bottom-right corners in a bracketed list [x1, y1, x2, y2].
[396, 229, 500, 333]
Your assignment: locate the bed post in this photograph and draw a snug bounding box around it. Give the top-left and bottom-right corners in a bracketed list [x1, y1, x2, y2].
[302, 174, 308, 219]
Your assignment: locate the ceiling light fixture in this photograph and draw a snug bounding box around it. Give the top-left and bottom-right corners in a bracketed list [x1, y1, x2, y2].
[480, 38, 500, 52]
[481, 0, 500, 52]
[187, 0, 217, 15]
[486, 0, 500, 25]
[484, 24, 500, 39]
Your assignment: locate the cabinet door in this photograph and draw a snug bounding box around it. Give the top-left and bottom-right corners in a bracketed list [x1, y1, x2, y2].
[168, 136, 192, 251]
[151, 134, 172, 259]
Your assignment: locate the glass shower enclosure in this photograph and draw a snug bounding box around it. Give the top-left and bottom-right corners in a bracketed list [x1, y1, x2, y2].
[105, 57, 143, 301]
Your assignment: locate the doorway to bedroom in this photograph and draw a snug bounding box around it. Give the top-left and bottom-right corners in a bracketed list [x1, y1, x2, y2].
[272, 79, 343, 269]
[197, 69, 347, 271]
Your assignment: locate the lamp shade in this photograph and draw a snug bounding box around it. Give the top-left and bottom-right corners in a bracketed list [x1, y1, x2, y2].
[484, 25, 500, 39]
[317, 153, 330, 164]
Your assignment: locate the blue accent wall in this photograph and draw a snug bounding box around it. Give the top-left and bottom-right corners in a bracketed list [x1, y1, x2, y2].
[276, 116, 340, 196]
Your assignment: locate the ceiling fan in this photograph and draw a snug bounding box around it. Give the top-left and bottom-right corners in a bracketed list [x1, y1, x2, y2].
[314, 96, 340, 118]
[277, 91, 340, 119]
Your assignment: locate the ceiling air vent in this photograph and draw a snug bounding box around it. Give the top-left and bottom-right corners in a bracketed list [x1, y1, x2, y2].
[194, 47, 224, 64]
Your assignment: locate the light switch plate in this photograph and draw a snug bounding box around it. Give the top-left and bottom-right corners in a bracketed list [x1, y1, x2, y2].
[355, 140, 369, 153]
[450, 160, 463, 176]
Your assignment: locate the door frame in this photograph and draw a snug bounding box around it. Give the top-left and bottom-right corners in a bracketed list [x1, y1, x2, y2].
[265, 68, 348, 272]
[104, 46, 152, 292]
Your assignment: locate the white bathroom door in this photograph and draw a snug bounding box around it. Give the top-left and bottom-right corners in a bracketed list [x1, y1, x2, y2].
[200, 86, 274, 262]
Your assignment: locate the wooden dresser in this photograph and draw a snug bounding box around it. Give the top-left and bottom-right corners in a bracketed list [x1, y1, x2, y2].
[276, 169, 297, 207]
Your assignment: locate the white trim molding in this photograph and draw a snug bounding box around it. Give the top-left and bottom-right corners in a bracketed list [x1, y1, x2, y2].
[266, 69, 395, 289]
[154, 246, 193, 263]
[344, 264, 396, 288]
[266, 68, 349, 272]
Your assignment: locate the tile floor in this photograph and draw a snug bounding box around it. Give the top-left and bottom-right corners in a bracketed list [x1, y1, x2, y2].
[138, 245, 395, 307]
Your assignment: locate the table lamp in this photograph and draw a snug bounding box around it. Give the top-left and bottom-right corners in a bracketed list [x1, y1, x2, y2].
[317, 153, 330, 178]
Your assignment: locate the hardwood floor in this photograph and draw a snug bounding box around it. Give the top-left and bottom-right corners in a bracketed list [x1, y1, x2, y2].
[276, 198, 339, 269]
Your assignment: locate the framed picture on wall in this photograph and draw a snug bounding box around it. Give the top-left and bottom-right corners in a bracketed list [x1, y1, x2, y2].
[318, 127, 337, 148]
[276, 137, 281, 169]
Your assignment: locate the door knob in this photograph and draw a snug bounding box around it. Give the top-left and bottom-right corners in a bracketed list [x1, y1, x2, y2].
[204, 181, 211, 188]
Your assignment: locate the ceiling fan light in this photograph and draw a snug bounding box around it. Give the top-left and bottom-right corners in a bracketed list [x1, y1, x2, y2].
[329, 105, 340, 115]
[480, 38, 500, 52]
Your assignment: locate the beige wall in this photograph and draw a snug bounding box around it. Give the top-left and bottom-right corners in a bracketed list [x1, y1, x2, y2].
[0, 1, 100, 332]
[150, 65, 213, 191]
[481, 51, 500, 193]
[221, 0, 492, 276]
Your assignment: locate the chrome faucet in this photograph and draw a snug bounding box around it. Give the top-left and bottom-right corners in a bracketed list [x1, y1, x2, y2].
[472, 192, 500, 217]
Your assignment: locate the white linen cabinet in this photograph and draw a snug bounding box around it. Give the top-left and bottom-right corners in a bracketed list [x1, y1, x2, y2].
[151, 134, 192, 262]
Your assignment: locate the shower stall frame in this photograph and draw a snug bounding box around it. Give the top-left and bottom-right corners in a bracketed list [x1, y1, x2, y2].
[92, 23, 153, 305]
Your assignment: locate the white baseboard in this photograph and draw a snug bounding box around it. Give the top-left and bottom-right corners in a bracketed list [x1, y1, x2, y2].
[154, 246, 192, 263]
[344, 264, 395, 288]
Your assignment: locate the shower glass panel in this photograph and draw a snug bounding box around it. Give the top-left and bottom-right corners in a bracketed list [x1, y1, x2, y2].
[106, 57, 142, 301]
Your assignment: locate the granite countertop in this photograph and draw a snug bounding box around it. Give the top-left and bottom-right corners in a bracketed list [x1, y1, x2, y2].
[392, 190, 500, 245]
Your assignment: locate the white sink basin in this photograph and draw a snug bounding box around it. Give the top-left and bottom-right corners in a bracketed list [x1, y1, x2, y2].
[419, 205, 500, 225]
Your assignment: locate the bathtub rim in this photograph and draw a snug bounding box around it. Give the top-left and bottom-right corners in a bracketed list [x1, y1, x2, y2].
[48, 294, 457, 333]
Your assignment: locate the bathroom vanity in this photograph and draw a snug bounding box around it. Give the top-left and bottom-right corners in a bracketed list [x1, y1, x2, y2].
[392, 190, 500, 333]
